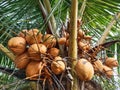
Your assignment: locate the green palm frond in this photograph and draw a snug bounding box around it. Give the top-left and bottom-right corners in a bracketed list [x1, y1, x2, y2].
[80, 0, 120, 42]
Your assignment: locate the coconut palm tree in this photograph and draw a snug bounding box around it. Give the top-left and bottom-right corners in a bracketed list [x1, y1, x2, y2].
[0, 0, 120, 90]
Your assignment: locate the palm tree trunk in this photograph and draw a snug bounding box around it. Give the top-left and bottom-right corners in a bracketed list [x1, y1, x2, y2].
[68, 0, 79, 90]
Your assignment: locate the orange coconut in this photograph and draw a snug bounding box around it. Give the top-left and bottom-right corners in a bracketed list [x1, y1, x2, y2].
[26, 61, 43, 80]
[51, 60, 65, 75]
[78, 41, 90, 51]
[14, 52, 30, 69]
[84, 35, 92, 40]
[103, 65, 113, 78]
[54, 56, 62, 61]
[43, 34, 56, 48]
[93, 60, 103, 72]
[28, 44, 47, 61]
[58, 37, 67, 45]
[105, 57, 119, 68]
[18, 29, 28, 38]
[78, 29, 85, 38]
[48, 48, 60, 57]
[26, 29, 42, 45]
[8, 37, 26, 55]
[65, 39, 69, 46]
[74, 58, 94, 81]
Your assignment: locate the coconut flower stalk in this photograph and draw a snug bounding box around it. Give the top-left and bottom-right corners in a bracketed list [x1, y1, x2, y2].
[68, 0, 79, 90]
[0, 43, 15, 61]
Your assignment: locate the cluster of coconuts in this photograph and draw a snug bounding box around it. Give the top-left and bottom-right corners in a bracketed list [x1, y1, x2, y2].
[7, 21, 119, 81]
[92, 57, 119, 78]
[75, 28, 118, 80]
[61, 19, 119, 81]
[74, 28, 119, 80]
[8, 29, 66, 80]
